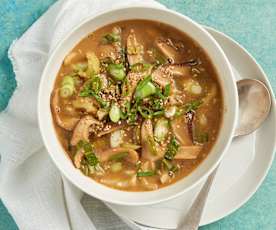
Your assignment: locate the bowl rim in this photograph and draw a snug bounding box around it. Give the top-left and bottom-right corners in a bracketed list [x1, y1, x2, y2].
[38, 5, 238, 205]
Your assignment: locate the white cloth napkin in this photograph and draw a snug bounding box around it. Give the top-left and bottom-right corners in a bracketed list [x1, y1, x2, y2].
[0, 0, 164, 229]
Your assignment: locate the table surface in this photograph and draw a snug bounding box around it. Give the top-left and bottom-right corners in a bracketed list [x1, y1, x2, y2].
[0, 0, 275, 229]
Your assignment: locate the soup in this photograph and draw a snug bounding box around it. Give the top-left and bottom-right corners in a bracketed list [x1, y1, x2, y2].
[51, 20, 223, 191]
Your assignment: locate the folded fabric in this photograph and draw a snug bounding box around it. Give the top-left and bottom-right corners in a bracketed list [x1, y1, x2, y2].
[0, 0, 164, 229]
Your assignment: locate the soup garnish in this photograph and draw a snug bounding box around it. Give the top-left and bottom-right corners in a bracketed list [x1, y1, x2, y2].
[51, 20, 223, 191]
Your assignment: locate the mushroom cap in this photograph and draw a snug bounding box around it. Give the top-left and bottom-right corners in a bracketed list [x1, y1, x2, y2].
[51, 89, 80, 131]
[155, 38, 184, 63]
[70, 115, 100, 146]
[171, 116, 193, 146]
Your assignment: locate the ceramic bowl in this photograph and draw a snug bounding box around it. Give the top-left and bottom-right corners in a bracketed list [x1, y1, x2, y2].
[38, 6, 238, 205]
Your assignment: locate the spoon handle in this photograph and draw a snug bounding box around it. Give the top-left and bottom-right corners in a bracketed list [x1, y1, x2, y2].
[177, 167, 219, 230]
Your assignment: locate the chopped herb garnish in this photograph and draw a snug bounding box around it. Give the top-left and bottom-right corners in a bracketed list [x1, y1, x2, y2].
[79, 80, 107, 108]
[86, 153, 99, 167]
[152, 110, 165, 117]
[91, 76, 102, 93]
[164, 136, 180, 160]
[185, 100, 202, 112]
[137, 170, 155, 177]
[138, 106, 153, 119]
[175, 100, 203, 117]
[163, 84, 171, 97]
[151, 98, 163, 110]
[76, 140, 99, 167]
[162, 158, 173, 170]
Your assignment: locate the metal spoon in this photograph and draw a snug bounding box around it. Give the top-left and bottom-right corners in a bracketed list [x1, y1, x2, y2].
[177, 79, 271, 230]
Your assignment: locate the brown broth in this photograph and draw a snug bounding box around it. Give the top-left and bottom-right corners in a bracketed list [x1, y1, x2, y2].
[51, 20, 223, 191]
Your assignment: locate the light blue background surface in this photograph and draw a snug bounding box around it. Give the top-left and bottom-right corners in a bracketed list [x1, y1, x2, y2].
[0, 0, 275, 229]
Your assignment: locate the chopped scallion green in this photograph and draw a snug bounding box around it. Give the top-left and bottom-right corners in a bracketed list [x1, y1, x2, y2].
[109, 152, 129, 161]
[137, 170, 155, 177]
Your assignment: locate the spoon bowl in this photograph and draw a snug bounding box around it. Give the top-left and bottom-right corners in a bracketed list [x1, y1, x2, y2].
[235, 79, 272, 136]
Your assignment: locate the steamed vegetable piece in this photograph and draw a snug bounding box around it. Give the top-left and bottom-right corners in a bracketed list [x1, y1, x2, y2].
[51, 20, 223, 191]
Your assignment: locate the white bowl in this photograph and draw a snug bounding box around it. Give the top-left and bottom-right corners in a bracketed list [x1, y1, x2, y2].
[38, 6, 238, 206]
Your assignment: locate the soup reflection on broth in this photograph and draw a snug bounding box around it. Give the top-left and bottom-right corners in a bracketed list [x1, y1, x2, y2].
[51, 20, 223, 191]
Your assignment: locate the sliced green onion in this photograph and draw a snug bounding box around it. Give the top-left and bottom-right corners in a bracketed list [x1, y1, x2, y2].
[60, 86, 74, 98]
[154, 118, 169, 142]
[109, 152, 128, 161]
[164, 137, 180, 160]
[138, 106, 153, 119]
[164, 84, 171, 97]
[135, 81, 156, 99]
[108, 63, 126, 81]
[62, 75, 75, 86]
[137, 170, 155, 177]
[60, 75, 75, 98]
[135, 76, 152, 93]
[162, 159, 173, 170]
[153, 110, 165, 117]
[109, 104, 121, 123]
